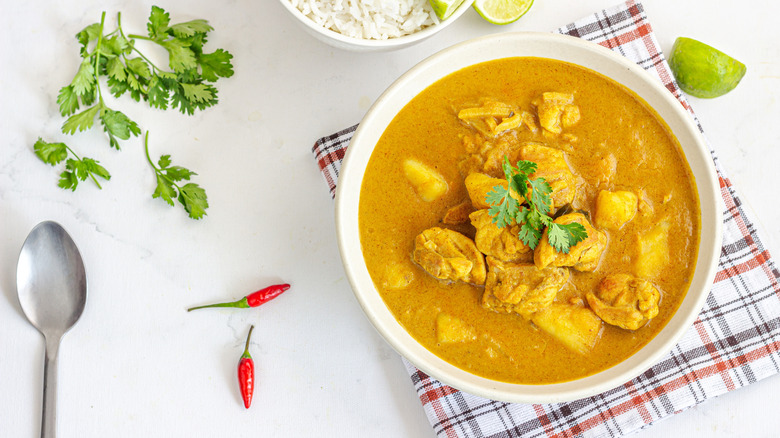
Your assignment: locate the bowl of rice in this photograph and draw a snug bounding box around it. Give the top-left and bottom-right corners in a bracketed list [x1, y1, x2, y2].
[280, 0, 476, 51]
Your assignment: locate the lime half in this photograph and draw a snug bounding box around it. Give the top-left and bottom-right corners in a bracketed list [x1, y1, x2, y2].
[669, 37, 746, 98]
[429, 0, 467, 20]
[474, 0, 533, 25]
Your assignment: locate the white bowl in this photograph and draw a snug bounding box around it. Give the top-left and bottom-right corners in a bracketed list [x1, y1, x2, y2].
[278, 0, 475, 52]
[335, 32, 723, 403]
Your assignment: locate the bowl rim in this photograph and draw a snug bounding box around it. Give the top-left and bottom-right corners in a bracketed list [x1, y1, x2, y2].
[278, 0, 476, 48]
[335, 31, 723, 403]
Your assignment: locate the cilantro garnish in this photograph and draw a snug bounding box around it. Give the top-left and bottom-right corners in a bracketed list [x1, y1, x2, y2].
[35, 6, 232, 219]
[485, 157, 588, 253]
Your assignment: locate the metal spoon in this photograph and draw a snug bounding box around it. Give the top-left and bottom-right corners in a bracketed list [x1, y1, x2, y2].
[16, 221, 87, 438]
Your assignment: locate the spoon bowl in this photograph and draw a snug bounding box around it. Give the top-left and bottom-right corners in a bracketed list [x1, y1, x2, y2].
[16, 221, 87, 437]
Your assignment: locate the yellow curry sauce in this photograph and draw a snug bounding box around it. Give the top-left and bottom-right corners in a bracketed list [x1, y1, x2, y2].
[358, 57, 700, 384]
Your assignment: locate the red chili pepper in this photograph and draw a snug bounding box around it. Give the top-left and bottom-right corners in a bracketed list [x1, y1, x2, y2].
[187, 283, 290, 312]
[238, 325, 255, 409]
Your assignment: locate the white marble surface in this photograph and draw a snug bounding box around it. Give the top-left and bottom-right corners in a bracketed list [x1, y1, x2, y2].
[1, 0, 778, 436]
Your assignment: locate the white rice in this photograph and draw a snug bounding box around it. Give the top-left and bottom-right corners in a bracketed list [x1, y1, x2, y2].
[288, 0, 439, 40]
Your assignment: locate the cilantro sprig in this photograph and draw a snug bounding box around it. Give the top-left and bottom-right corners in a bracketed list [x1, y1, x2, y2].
[35, 6, 232, 219]
[144, 132, 208, 220]
[34, 138, 110, 191]
[486, 157, 588, 253]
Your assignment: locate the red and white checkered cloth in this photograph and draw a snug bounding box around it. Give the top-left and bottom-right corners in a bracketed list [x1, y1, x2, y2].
[312, 1, 780, 436]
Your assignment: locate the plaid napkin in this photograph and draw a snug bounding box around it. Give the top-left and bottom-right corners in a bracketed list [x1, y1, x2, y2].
[311, 1, 780, 436]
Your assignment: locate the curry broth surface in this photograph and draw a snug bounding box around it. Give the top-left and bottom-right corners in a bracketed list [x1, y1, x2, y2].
[358, 57, 700, 384]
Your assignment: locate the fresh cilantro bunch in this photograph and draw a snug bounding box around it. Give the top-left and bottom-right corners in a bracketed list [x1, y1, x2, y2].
[486, 157, 588, 253]
[35, 6, 234, 219]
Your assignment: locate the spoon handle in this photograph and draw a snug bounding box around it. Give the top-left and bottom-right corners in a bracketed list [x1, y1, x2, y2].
[41, 336, 60, 438]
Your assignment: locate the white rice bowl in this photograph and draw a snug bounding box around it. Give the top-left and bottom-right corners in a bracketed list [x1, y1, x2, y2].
[287, 0, 439, 40]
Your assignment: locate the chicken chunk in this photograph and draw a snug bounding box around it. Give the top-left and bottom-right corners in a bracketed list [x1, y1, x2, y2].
[594, 190, 638, 230]
[436, 313, 478, 343]
[536, 92, 580, 134]
[482, 257, 569, 319]
[586, 274, 661, 330]
[469, 210, 533, 263]
[442, 201, 476, 225]
[518, 143, 576, 211]
[634, 219, 671, 279]
[535, 213, 607, 272]
[413, 227, 487, 285]
[531, 304, 603, 354]
[403, 159, 448, 202]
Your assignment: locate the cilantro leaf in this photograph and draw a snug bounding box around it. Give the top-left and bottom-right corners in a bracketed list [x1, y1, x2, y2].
[100, 108, 140, 148]
[103, 35, 130, 56]
[71, 59, 96, 96]
[106, 57, 127, 81]
[527, 176, 552, 216]
[81, 157, 111, 180]
[147, 6, 171, 39]
[180, 83, 214, 104]
[62, 104, 101, 134]
[160, 39, 197, 72]
[486, 184, 519, 229]
[76, 23, 101, 54]
[198, 49, 234, 81]
[547, 222, 589, 254]
[170, 85, 195, 115]
[153, 174, 177, 206]
[164, 165, 196, 182]
[34, 138, 68, 165]
[58, 169, 79, 191]
[146, 76, 169, 109]
[169, 20, 213, 38]
[515, 207, 543, 249]
[178, 183, 208, 219]
[57, 86, 80, 116]
[126, 57, 151, 80]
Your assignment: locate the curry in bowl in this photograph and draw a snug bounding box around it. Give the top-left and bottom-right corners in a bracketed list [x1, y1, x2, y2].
[357, 57, 700, 384]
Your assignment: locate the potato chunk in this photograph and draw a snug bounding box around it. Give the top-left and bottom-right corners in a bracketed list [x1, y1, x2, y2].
[586, 274, 660, 330]
[531, 304, 603, 354]
[594, 190, 638, 230]
[469, 210, 533, 263]
[436, 314, 477, 343]
[413, 227, 486, 285]
[482, 257, 569, 319]
[403, 159, 448, 202]
[634, 220, 671, 279]
[382, 263, 415, 290]
[535, 213, 607, 272]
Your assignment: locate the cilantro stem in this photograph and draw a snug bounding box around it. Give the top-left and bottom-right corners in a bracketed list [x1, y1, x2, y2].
[117, 14, 169, 75]
[143, 131, 178, 190]
[93, 12, 106, 104]
[65, 145, 103, 189]
[127, 34, 152, 41]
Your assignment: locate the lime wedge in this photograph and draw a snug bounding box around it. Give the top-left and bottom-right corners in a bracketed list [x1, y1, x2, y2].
[668, 37, 746, 98]
[474, 0, 533, 25]
[429, 0, 467, 20]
